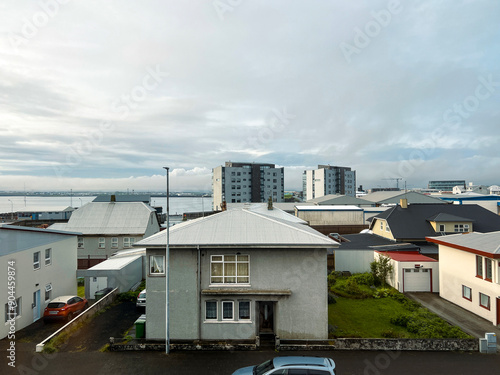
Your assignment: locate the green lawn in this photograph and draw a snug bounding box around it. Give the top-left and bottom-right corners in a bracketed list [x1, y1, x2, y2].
[328, 296, 416, 338]
[77, 285, 85, 298]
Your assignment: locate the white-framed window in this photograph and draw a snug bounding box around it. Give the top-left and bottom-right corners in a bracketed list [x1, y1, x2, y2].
[33, 251, 40, 270]
[454, 224, 469, 232]
[385, 223, 390, 232]
[485, 258, 493, 281]
[210, 255, 250, 284]
[476, 255, 483, 278]
[380, 221, 383, 231]
[124, 237, 135, 248]
[205, 301, 217, 320]
[111, 237, 118, 249]
[98, 237, 106, 249]
[222, 301, 234, 320]
[149, 255, 165, 275]
[4, 297, 21, 322]
[462, 285, 472, 301]
[45, 284, 52, 302]
[78, 237, 84, 249]
[45, 248, 51, 266]
[238, 301, 251, 320]
[479, 293, 490, 310]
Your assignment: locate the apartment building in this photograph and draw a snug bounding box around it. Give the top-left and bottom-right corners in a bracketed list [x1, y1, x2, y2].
[212, 162, 284, 211]
[304, 165, 356, 200]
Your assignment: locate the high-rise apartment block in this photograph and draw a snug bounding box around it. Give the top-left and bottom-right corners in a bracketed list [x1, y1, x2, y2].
[212, 162, 284, 210]
[303, 165, 356, 200]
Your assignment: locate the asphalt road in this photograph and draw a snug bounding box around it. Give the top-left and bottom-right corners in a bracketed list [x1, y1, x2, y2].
[4, 348, 500, 375]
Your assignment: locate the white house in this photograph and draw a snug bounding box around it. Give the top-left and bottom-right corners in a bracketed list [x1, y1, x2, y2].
[0, 224, 79, 339]
[51, 201, 160, 270]
[427, 232, 500, 326]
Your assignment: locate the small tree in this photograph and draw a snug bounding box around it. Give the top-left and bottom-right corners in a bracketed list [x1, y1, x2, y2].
[370, 253, 394, 287]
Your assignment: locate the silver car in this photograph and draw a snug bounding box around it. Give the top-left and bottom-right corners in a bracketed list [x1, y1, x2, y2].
[136, 289, 146, 309]
[231, 356, 336, 375]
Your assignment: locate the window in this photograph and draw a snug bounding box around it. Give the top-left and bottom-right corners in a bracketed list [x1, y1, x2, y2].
[479, 293, 490, 310]
[439, 224, 445, 232]
[45, 284, 52, 302]
[239, 301, 250, 320]
[205, 301, 217, 320]
[210, 255, 250, 284]
[5, 297, 21, 322]
[33, 251, 40, 270]
[124, 237, 135, 248]
[222, 301, 234, 320]
[78, 237, 84, 249]
[380, 221, 383, 231]
[386, 223, 390, 232]
[44, 248, 51, 266]
[462, 285, 472, 301]
[98, 237, 105, 249]
[476, 255, 483, 278]
[485, 258, 492, 281]
[454, 224, 469, 232]
[149, 255, 165, 274]
[111, 237, 118, 249]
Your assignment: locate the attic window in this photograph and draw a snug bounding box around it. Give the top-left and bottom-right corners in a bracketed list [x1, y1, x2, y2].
[454, 224, 469, 233]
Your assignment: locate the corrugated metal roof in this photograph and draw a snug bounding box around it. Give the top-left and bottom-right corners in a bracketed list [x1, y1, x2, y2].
[87, 254, 142, 270]
[427, 231, 500, 255]
[62, 202, 155, 235]
[363, 191, 446, 204]
[379, 251, 437, 262]
[227, 203, 307, 224]
[307, 194, 374, 206]
[136, 208, 339, 248]
[295, 205, 363, 211]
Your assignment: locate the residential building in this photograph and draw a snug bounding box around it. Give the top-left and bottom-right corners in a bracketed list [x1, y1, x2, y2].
[304, 165, 356, 200]
[370, 201, 500, 258]
[212, 162, 284, 211]
[50, 200, 160, 270]
[306, 194, 374, 207]
[135, 206, 339, 343]
[428, 180, 466, 191]
[362, 191, 447, 206]
[0, 224, 79, 339]
[427, 231, 500, 326]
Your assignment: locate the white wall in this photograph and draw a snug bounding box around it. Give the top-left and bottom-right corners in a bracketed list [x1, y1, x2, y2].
[335, 250, 374, 273]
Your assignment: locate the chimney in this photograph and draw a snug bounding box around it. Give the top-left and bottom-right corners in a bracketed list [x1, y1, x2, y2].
[268, 196, 273, 210]
[111, 195, 116, 202]
[400, 198, 408, 208]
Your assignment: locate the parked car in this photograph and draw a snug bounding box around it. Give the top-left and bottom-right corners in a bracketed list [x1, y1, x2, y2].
[136, 289, 146, 309]
[43, 296, 88, 322]
[231, 356, 336, 375]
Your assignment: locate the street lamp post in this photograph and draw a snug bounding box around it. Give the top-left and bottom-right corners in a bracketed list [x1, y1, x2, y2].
[163, 167, 170, 354]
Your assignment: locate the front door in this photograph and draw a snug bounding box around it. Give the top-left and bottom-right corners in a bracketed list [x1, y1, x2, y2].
[33, 290, 40, 322]
[258, 301, 274, 333]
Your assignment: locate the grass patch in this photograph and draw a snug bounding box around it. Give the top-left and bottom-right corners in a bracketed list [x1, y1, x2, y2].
[77, 285, 85, 298]
[43, 320, 86, 353]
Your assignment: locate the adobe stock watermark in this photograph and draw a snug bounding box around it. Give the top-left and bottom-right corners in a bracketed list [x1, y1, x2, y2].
[241, 107, 295, 152]
[363, 349, 401, 375]
[386, 73, 499, 183]
[8, 0, 72, 54]
[339, 0, 402, 63]
[212, 0, 244, 21]
[52, 65, 168, 179]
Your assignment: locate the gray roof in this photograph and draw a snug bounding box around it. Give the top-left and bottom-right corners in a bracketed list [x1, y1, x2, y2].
[93, 194, 151, 203]
[427, 231, 500, 256]
[136, 208, 339, 249]
[87, 254, 142, 271]
[307, 194, 374, 206]
[362, 191, 447, 205]
[227, 203, 307, 224]
[0, 224, 80, 256]
[427, 213, 474, 223]
[371, 204, 500, 240]
[62, 202, 155, 235]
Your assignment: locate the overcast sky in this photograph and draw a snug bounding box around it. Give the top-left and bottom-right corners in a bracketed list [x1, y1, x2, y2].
[1, 0, 499, 192]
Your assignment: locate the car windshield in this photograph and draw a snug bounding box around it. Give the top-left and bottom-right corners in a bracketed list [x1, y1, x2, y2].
[48, 303, 65, 308]
[254, 360, 274, 375]
[139, 292, 146, 298]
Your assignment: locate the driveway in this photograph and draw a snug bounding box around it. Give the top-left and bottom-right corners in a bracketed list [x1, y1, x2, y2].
[406, 292, 500, 349]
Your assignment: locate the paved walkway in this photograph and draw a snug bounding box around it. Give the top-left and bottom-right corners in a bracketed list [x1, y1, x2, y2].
[406, 292, 500, 350]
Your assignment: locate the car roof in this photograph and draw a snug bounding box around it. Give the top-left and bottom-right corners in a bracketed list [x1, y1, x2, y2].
[50, 296, 78, 303]
[273, 357, 329, 368]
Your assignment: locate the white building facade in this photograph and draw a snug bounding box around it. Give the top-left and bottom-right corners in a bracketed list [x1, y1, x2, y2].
[1, 225, 78, 339]
[304, 165, 356, 200]
[212, 162, 284, 211]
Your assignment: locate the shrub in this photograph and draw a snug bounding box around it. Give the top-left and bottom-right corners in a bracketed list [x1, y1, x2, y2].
[351, 273, 375, 286]
[390, 313, 412, 327]
[328, 293, 337, 304]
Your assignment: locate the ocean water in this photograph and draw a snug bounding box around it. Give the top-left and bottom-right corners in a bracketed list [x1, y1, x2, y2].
[0, 196, 213, 216]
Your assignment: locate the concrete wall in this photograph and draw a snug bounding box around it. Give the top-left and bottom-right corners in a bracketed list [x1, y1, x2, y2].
[1, 236, 77, 339]
[78, 235, 143, 260]
[335, 250, 374, 273]
[297, 210, 364, 226]
[146, 247, 328, 341]
[439, 245, 499, 325]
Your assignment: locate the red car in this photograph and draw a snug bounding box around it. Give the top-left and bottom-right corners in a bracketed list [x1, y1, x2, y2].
[43, 295, 88, 322]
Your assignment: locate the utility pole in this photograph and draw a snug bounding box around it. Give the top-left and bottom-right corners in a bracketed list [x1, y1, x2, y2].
[163, 167, 170, 354]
